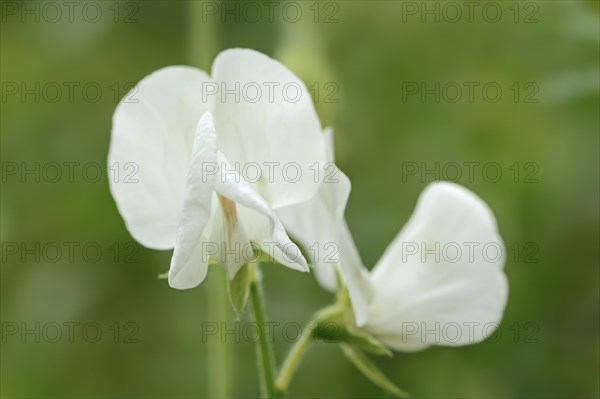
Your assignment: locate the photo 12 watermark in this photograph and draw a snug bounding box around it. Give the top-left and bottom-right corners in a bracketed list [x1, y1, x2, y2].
[1, 241, 140, 264]
[397, 1, 540, 24]
[397, 240, 540, 264]
[199, 81, 339, 104]
[2, 161, 137, 184]
[401, 81, 540, 104]
[1, 81, 139, 104]
[1, 321, 140, 343]
[398, 321, 540, 344]
[201, 241, 340, 266]
[401, 162, 540, 184]
[199, 1, 340, 24]
[1, 1, 140, 24]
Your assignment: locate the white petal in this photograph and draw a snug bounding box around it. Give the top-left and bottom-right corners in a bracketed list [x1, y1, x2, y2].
[168, 113, 218, 289]
[339, 220, 374, 327]
[281, 127, 337, 290]
[318, 127, 341, 291]
[213, 153, 309, 272]
[108, 66, 213, 249]
[211, 194, 253, 279]
[211, 48, 327, 209]
[278, 129, 373, 325]
[323, 127, 335, 162]
[366, 182, 508, 351]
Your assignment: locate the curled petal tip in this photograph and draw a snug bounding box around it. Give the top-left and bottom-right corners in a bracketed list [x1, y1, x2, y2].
[196, 111, 215, 133]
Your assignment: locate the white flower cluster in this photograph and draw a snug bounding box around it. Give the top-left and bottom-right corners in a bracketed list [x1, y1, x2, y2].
[108, 48, 507, 354]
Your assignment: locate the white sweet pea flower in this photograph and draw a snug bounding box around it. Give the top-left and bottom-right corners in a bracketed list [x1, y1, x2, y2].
[108, 48, 328, 289]
[281, 133, 508, 350]
[358, 182, 508, 351]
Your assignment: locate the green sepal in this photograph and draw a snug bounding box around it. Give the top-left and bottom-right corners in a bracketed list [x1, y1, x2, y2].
[310, 292, 391, 357]
[341, 343, 410, 398]
[311, 319, 391, 357]
[251, 248, 278, 265]
[227, 263, 254, 314]
[345, 326, 393, 357]
[312, 304, 346, 343]
[313, 320, 345, 343]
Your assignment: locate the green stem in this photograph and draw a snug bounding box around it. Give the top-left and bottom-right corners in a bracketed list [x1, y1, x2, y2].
[186, 0, 219, 70]
[275, 304, 344, 395]
[204, 266, 231, 398]
[249, 266, 279, 398]
[187, 3, 227, 397]
[275, 320, 316, 394]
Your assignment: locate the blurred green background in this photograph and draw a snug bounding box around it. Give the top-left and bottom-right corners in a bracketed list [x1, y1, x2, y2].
[1, 0, 599, 398]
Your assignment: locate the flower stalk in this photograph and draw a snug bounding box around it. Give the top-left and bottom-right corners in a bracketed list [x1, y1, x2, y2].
[249, 264, 280, 398]
[275, 304, 344, 394]
[204, 265, 231, 398]
[275, 320, 315, 394]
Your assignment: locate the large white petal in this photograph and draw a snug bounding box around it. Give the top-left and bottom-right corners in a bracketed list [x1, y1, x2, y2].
[366, 182, 508, 351]
[339, 219, 374, 327]
[278, 128, 373, 325]
[168, 113, 218, 289]
[213, 153, 309, 272]
[108, 66, 212, 249]
[276, 171, 342, 290]
[211, 48, 327, 209]
[278, 128, 338, 289]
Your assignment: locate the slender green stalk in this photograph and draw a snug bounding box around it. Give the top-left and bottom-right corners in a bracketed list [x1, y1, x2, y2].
[275, 304, 344, 394]
[204, 266, 231, 398]
[275, 321, 316, 394]
[186, 3, 228, 397]
[186, 0, 219, 70]
[249, 266, 279, 398]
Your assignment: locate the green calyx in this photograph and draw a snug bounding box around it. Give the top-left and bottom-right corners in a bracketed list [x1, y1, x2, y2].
[311, 284, 391, 357]
[228, 262, 255, 315]
[312, 270, 409, 398]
